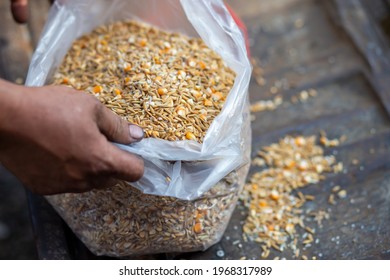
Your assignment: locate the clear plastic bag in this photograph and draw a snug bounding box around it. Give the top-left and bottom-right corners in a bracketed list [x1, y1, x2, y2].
[27, 0, 252, 256]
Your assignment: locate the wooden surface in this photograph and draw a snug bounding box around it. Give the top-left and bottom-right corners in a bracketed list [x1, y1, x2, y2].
[0, 0, 389, 260]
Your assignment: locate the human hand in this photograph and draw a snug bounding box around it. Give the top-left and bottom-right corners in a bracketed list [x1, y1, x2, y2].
[0, 81, 144, 195]
[10, 0, 29, 23]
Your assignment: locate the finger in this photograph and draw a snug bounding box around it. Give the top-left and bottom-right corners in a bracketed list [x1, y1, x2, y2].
[104, 143, 144, 182]
[96, 104, 144, 144]
[83, 177, 120, 191]
[10, 0, 29, 23]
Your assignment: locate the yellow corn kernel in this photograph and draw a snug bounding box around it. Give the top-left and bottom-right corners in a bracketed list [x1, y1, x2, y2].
[285, 223, 295, 234]
[258, 200, 267, 207]
[157, 87, 167, 96]
[185, 132, 196, 141]
[270, 190, 279, 201]
[211, 91, 224, 101]
[199, 114, 207, 122]
[298, 160, 309, 171]
[195, 212, 203, 222]
[191, 90, 202, 100]
[124, 77, 131, 84]
[251, 184, 259, 190]
[93, 85, 103, 93]
[198, 61, 206, 69]
[123, 63, 132, 72]
[204, 99, 213, 107]
[177, 70, 186, 80]
[62, 77, 69, 85]
[193, 222, 203, 234]
[163, 41, 171, 50]
[139, 38, 147, 47]
[285, 159, 296, 169]
[114, 89, 121, 96]
[295, 136, 306, 146]
[320, 136, 327, 145]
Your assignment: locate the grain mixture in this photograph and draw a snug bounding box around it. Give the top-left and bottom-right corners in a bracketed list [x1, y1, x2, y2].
[53, 20, 236, 143]
[48, 20, 248, 257]
[241, 134, 344, 259]
[47, 165, 249, 256]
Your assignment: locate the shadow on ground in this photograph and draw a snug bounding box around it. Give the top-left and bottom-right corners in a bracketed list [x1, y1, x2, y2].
[0, 165, 37, 259]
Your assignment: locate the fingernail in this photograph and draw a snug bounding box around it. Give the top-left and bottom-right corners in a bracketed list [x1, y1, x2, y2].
[129, 125, 144, 141]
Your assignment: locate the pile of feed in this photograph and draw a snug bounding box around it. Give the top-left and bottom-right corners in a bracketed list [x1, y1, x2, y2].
[241, 134, 344, 259]
[53, 21, 236, 143]
[48, 20, 248, 257]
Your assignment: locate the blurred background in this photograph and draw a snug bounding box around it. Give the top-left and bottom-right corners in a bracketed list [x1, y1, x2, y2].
[1, 0, 390, 260]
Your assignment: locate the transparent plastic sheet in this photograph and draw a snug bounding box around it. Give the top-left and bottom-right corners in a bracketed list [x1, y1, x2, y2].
[27, 0, 252, 256]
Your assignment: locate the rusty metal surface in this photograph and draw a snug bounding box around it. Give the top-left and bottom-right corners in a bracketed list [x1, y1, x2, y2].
[1, 0, 389, 260]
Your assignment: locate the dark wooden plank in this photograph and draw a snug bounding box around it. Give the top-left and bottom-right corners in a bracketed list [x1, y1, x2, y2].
[243, 0, 367, 92]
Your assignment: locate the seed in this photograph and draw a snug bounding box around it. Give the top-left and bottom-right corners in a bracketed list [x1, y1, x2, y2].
[187, 59, 196, 67]
[337, 190, 347, 199]
[295, 136, 306, 146]
[177, 70, 186, 79]
[185, 132, 196, 141]
[212, 92, 224, 101]
[139, 38, 147, 47]
[123, 63, 132, 72]
[193, 223, 203, 234]
[258, 201, 267, 207]
[298, 160, 309, 171]
[270, 190, 279, 201]
[284, 159, 296, 169]
[204, 99, 213, 107]
[157, 87, 168, 96]
[198, 61, 206, 69]
[191, 90, 202, 100]
[332, 185, 341, 193]
[285, 223, 295, 234]
[328, 194, 336, 205]
[93, 85, 103, 93]
[175, 106, 186, 117]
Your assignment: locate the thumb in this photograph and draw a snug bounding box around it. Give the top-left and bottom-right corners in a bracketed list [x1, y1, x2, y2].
[10, 0, 29, 23]
[96, 104, 144, 144]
